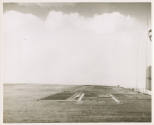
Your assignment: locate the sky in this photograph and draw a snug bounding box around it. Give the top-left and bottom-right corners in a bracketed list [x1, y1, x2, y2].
[3, 3, 151, 88]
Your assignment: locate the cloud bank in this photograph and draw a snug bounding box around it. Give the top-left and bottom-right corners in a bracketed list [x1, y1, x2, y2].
[4, 10, 148, 88]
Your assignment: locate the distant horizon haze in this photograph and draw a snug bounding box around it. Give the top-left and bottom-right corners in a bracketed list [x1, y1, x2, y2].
[3, 3, 151, 89]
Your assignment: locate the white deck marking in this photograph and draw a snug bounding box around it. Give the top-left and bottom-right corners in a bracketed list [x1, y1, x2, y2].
[66, 92, 85, 102]
[110, 94, 120, 104]
[77, 93, 85, 102]
[66, 92, 80, 100]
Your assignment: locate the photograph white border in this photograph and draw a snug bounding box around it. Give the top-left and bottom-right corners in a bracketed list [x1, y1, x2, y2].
[2, 0, 152, 3]
[0, 0, 153, 125]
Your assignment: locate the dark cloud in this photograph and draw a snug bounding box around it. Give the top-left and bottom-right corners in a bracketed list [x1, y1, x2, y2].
[3, 3, 151, 22]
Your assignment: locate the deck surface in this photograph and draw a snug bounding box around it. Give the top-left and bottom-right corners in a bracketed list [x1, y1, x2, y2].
[3, 84, 151, 123]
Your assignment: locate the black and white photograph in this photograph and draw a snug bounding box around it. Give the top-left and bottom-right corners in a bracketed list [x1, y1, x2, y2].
[2, 2, 152, 123]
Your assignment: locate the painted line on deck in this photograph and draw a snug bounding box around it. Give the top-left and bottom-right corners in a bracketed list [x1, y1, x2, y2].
[66, 92, 85, 102]
[110, 94, 120, 104]
[66, 92, 80, 101]
[77, 93, 85, 102]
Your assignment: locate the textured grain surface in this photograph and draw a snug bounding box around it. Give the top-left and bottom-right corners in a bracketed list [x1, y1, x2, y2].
[3, 84, 151, 123]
